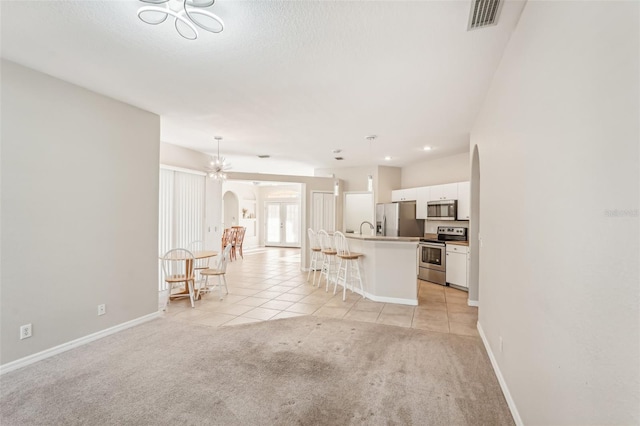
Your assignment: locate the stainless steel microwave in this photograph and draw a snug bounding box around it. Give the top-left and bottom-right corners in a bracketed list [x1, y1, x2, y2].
[427, 200, 457, 221]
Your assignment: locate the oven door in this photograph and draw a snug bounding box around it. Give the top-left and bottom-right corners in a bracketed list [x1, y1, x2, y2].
[418, 243, 446, 272]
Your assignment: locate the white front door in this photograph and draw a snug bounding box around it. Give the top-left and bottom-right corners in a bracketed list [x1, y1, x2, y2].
[265, 202, 300, 247]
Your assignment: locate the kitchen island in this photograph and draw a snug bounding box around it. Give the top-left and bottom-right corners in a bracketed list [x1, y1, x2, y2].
[344, 234, 420, 305]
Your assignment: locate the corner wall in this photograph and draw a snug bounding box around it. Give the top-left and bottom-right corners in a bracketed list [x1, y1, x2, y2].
[1, 61, 160, 364]
[471, 2, 639, 424]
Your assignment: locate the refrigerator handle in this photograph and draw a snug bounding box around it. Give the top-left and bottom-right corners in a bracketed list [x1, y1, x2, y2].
[382, 215, 386, 236]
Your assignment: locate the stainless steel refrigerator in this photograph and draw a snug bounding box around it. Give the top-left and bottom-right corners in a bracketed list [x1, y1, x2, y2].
[375, 202, 425, 237]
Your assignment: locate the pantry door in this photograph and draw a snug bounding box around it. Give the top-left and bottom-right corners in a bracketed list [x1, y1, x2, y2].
[265, 202, 300, 247]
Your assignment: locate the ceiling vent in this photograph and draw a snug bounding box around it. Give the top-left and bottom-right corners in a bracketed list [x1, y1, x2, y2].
[257, 155, 270, 159]
[467, 0, 503, 30]
[334, 157, 344, 161]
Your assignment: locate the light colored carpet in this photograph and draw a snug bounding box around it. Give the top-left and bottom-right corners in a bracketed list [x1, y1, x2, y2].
[0, 316, 513, 425]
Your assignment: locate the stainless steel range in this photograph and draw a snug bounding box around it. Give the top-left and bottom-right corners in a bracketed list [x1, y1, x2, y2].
[418, 226, 467, 285]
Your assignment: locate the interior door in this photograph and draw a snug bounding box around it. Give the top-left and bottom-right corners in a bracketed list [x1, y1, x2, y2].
[265, 202, 300, 247]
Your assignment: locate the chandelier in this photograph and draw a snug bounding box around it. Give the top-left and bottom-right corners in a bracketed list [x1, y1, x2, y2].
[207, 136, 231, 180]
[137, 0, 224, 41]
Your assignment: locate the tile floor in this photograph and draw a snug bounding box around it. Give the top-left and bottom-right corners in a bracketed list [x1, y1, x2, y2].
[163, 247, 479, 337]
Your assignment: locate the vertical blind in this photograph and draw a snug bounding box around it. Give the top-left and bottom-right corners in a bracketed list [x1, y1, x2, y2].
[158, 167, 206, 291]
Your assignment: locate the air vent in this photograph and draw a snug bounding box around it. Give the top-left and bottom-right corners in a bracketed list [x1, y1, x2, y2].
[468, 0, 502, 30]
[334, 157, 344, 161]
[257, 155, 270, 159]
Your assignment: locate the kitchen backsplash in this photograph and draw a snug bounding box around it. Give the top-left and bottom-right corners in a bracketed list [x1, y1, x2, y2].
[424, 220, 469, 235]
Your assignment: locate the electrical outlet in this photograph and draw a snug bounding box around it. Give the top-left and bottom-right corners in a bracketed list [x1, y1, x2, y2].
[98, 304, 106, 316]
[499, 336, 503, 353]
[20, 324, 32, 340]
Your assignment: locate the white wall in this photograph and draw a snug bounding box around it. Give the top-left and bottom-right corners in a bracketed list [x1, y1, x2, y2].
[160, 142, 208, 171]
[424, 220, 469, 235]
[401, 152, 469, 188]
[1, 61, 160, 364]
[315, 166, 401, 224]
[315, 166, 373, 192]
[471, 2, 639, 424]
[376, 166, 401, 204]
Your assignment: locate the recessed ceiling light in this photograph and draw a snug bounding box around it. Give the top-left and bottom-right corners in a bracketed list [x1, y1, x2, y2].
[423, 146, 432, 151]
[332, 149, 342, 154]
[384, 156, 392, 161]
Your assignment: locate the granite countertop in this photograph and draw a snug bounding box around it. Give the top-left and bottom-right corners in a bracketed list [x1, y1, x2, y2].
[344, 234, 420, 242]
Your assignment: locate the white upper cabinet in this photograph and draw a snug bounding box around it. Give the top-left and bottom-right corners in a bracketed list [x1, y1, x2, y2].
[415, 186, 430, 219]
[391, 188, 417, 202]
[390, 181, 470, 221]
[428, 183, 458, 201]
[456, 181, 470, 220]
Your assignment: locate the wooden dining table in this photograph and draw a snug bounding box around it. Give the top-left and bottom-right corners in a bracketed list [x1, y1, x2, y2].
[160, 250, 218, 300]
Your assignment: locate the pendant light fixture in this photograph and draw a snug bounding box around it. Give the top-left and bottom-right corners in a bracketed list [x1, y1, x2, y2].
[207, 136, 230, 180]
[366, 135, 377, 192]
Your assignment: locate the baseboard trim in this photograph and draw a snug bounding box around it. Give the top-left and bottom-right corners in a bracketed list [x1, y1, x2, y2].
[0, 311, 162, 375]
[477, 322, 523, 426]
[361, 290, 417, 306]
[468, 299, 479, 307]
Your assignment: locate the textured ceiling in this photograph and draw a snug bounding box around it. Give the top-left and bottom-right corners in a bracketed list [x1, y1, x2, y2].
[0, 0, 526, 174]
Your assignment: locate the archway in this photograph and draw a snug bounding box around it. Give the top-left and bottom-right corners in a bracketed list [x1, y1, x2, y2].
[468, 145, 481, 305]
[222, 191, 239, 229]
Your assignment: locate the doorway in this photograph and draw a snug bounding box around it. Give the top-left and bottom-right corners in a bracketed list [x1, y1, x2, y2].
[223, 191, 239, 229]
[265, 202, 301, 247]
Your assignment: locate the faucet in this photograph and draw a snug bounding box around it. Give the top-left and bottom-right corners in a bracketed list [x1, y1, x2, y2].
[360, 221, 375, 235]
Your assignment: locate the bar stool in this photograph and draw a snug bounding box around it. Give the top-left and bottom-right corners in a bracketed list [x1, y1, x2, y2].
[333, 231, 365, 301]
[317, 229, 337, 291]
[307, 228, 322, 286]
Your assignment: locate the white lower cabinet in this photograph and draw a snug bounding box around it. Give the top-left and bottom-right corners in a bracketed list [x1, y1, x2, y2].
[446, 244, 469, 289]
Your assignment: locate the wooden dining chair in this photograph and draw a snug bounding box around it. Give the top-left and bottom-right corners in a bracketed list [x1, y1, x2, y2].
[232, 226, 246, 259]
[221, 228, 236, 260]
[198, 244, 233, 300]
[160, 248, 196, 309]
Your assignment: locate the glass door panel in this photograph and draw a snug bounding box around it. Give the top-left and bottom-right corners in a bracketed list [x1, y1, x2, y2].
[266, 203, 282, 245]
[265, 202, 300, 247]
